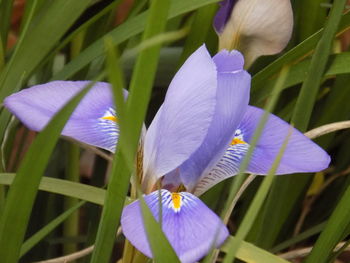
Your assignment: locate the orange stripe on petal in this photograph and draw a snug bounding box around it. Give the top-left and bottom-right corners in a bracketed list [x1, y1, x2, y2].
[101, 116, 118, 122]
[231, 138, 246, 145]
[171, 193, 182, 212]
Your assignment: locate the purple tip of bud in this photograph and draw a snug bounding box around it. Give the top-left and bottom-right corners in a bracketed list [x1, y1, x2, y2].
[213, 0, 237, 34]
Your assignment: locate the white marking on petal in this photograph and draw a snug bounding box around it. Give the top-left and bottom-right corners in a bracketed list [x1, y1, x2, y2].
[97, 107, 119, 152]
[194, 129, 250, 196]
[121, 189, 229, 263]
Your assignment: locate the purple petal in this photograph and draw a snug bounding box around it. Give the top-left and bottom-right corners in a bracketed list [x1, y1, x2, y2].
[194, 141, 249, 196]
[121, 190, 229, 263]
[213, 0, 237, 33]
[179, 50, 250, 191]
[194, 106, 331, 195]
[143, 45, 217, 186]
[213, 49, 244, 72]
[162, 169, 183, 192]
[242, 106, 331, 174]
[4, 81, 121, 152]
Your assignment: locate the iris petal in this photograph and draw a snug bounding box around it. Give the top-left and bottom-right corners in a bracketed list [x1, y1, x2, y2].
[180, 50, 250, 191]
[143, 45, 218, 188]
[121, 190, 229, 263]
[194, 106, 331, 195]
[242, 106, 331, 175]
[213, 49, 244, 72]
[4, 81, 121, 152]
[194, 140, 249, 196]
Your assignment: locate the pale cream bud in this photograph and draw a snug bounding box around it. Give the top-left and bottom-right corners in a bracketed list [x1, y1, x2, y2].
[216, 0, 293, 67]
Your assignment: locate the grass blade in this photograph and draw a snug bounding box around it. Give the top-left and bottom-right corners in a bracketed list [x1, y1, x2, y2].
[177, 3, 217, 66]
[221, 67, 290, 262]
[90, 0, 171, 261]
[291, 0, 347, 131]
[138, 192, 180, 262]
[271, 222, 326, 253]
[52, 0, 221, 81]
[296, 0, 329, 41]
[221, 236, 290, 263]
[0, 173, 107, 205]
[304, 184, 350, 263]
[251, 12, 350, 97]
[63, 143, 80, 254]
[0, 1, 91, 101]
[0, 0, 14, 53]
[20, 201, 85, 257]
[0, 82, 93, 263]
[253, 52, 350, 103]
[248, 0, 347, 249]
[223, 129, 292, 262]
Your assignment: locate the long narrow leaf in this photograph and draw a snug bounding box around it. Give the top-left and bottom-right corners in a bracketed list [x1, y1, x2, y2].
[291, 0, 347, 131]
[251, 12, 350, 95]
[304, 184, 350, 263]
[52, 0, 221, 81]
[90, 0, 172, 261]
[138, 192, 180, 262]
[253, 52, 350, 103]
[249, 0, 347, 249]
[0, 82, 93, 263]
[223, 127, 292, 262]
[20, 201, 85, 257]
[296, 0, 329, 41]
[0, 0, 14, 53]
[0, 1, 92, 101]
[221, 67, 289, 262]
[0, 174, 295, 263]
[0, 173, 107, 205]
[177, 4, 217, 66]
[221, 236, 290, 263]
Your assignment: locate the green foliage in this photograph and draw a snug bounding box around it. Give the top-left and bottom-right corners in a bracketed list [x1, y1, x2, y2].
[305, 184, 350, 263]
[90, 0, 172, 261]
[0, 0, 349, 263]
[0, 82, 94, 262]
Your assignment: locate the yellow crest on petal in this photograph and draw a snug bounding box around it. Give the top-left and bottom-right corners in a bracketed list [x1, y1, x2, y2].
[171, 193, 182, 212]
[231, 138, 246, 145]
[101, 115, 118, 122]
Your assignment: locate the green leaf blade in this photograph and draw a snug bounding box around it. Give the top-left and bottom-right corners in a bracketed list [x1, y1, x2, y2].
[0, 83, 92, 263]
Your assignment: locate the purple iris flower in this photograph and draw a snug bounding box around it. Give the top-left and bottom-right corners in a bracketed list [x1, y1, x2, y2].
[4, 45, 330, 262]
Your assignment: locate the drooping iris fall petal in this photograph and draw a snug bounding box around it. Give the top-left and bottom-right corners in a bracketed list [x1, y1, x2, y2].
[179, 50, 250, 191]
[194, 106, 331, 195]
[242, 106, 330, 174]
[121, 190, 228, 263]
[142, 45, 218, 189]
[4, 81, 120, 152]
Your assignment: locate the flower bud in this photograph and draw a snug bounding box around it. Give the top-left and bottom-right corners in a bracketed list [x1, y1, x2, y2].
[214, 0, 293, 67]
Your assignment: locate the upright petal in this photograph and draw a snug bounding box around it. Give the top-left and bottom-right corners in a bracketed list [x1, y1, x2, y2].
[121, 190, 228, 263]
[194, 106, 330, 195]
[4, 81, 122, 152]
[179, 50, 250, 191]
[162, 169, 183, 192]
[143, 45, 217, 189]
[212, 49, 244, 72]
